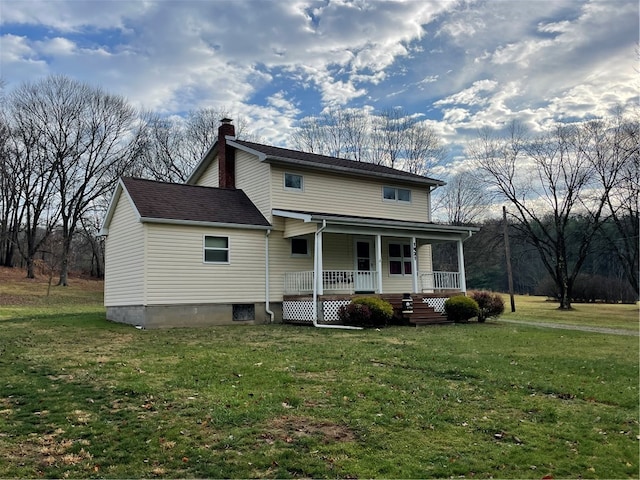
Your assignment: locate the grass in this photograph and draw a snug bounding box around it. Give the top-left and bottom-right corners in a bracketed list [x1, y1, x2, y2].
[500, 294, 639, 332]
[0, 268, 638, 478]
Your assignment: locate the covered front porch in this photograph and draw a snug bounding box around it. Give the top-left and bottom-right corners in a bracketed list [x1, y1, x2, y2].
[274, 210, 478, 326]
[284, 269, 463, 296]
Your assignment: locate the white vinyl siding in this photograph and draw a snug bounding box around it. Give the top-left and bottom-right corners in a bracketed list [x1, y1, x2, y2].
[196, 156, 219, 187]
[283, 218, 317, 238]
[235, 150, 271, 221]
[270, 165, 430, 223]
[266, 228, 313, 300]
[104, 193, 145, 306]
[381, 237, 414, 292]
[144, 224, 266, 305]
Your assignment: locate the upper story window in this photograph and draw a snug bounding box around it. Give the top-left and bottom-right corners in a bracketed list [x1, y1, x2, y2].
[284, 173, 303, 191]
[204, 235, 229, 263]
[383, 186, 411, 203]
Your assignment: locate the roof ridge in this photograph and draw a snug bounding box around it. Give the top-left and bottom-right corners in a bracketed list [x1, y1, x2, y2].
[122, 176, 240, 191]
[233, 139, 444, 185]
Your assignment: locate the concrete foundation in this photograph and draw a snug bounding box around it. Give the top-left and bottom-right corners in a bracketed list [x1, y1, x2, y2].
[106, 302, 283, 329]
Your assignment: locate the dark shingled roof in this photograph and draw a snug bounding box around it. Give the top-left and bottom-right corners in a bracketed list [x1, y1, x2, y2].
[233, 140, 445, 186]
[121, 177, 270, 227]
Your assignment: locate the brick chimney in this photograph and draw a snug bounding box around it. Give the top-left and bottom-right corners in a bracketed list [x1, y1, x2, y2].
[218, 118, 236, 188]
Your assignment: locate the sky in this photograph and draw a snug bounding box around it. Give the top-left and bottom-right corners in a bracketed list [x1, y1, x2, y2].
[1, 0, 638, 175]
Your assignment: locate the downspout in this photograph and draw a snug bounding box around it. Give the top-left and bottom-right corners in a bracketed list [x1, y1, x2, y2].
[312, 220, 361, 330]
[265, 229, 274, 323]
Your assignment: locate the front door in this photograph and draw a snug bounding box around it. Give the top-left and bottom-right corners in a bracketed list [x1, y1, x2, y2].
[354, 238, 375, 292]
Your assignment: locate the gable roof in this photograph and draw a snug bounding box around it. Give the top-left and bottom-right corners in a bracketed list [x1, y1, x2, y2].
[234, 140, 445, 186]
[187, 138, 446, 187]
[100, 177, 270, 234]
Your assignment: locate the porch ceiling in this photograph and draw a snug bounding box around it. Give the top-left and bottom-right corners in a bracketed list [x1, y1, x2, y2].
[273, 209, 479, 241]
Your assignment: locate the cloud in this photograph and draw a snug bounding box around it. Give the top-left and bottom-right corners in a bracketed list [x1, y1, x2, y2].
[0, 0, 636, 166]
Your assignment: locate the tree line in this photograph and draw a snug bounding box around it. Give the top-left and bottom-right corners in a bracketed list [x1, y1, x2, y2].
[0, 75, 243, 284]
[0, 74, 637, 309]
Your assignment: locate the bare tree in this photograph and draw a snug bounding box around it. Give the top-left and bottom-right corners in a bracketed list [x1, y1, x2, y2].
[590, 115, 639, 295]
[473, 117, 631, 309]
[0, 110, 20, 267]
[15, 75, 140, 286]
[291, 116, 326, 155]
[133, 107, 251, 182]
[373, 107, 406, 168]
[292, 106, 445, 175]
[6, 86, 61, 277]
[402, 120, 448, 176]
[433, 171, 487, 225]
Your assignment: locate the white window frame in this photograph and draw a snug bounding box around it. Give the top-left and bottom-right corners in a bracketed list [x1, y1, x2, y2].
[284, 172, 304, 192]
[203, 235, 230, 264]
[383, 186, 411, 203]
[290, 237, 310, 257]
[388, 242, 412, 276]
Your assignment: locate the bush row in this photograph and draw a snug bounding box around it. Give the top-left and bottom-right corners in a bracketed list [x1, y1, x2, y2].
[535, 274, 637, 304]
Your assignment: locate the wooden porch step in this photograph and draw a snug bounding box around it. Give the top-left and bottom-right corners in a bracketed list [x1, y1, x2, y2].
[380, 294, 451, 326]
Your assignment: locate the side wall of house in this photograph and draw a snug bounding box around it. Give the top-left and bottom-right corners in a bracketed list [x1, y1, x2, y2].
[104, 193, 145, 307]
[270, 165, 431, 222]
[144, 223, 267, 305]
[268, 217, 314, 300]
[235, 150, 271, 221]
[195, 155, 219, 187]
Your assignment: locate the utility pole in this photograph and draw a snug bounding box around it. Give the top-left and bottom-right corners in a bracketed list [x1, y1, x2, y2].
[503, 206, 516, 312]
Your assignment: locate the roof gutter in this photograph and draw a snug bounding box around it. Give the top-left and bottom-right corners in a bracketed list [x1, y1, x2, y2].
[139, 217, 271, 230]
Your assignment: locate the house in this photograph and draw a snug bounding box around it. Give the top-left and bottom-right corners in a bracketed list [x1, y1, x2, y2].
[100, 119, 478, 328]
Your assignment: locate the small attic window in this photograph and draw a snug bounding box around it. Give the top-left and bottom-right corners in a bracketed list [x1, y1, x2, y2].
[284, 173, 303, 191]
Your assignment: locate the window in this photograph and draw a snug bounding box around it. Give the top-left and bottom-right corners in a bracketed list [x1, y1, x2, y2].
[383, 186, 411, 203]
[291, 238, 309, 256]
[233, 304, 255, 321]
[388, 242, 412, 275]
[204, 236, 229, 263]
[284, 172, 303, 191]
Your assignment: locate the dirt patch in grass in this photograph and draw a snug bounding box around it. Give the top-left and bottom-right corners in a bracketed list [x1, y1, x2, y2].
[260, 415, 356, 445]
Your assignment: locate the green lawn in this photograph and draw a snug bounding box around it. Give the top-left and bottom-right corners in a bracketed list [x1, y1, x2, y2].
[1, 290, 638, 478]
[499, 294, 639, 332]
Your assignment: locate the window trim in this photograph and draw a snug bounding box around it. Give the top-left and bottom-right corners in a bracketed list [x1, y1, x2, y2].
[388, 241, 412, 276]
[284, 172, 304, 192]
[382, 186, 411, 203]
[203, 235, 230, 264]
[290, 237, 310, 257]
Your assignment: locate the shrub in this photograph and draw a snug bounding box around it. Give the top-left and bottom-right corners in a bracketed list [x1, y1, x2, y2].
[338, 297, 393, 327]
[444, 295, 480, 323]
[470, 290, 505, 323]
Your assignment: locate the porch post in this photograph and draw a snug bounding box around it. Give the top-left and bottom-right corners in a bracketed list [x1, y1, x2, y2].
[411, 237, 418, 293]
[375, 234, 383, 293]
[457, 238, 467, 293]
[316, 229, 324, 296]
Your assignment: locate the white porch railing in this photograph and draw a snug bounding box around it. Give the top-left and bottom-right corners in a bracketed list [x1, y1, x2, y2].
[284, 270, 378, 294]
[419, 271, 461, 291]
